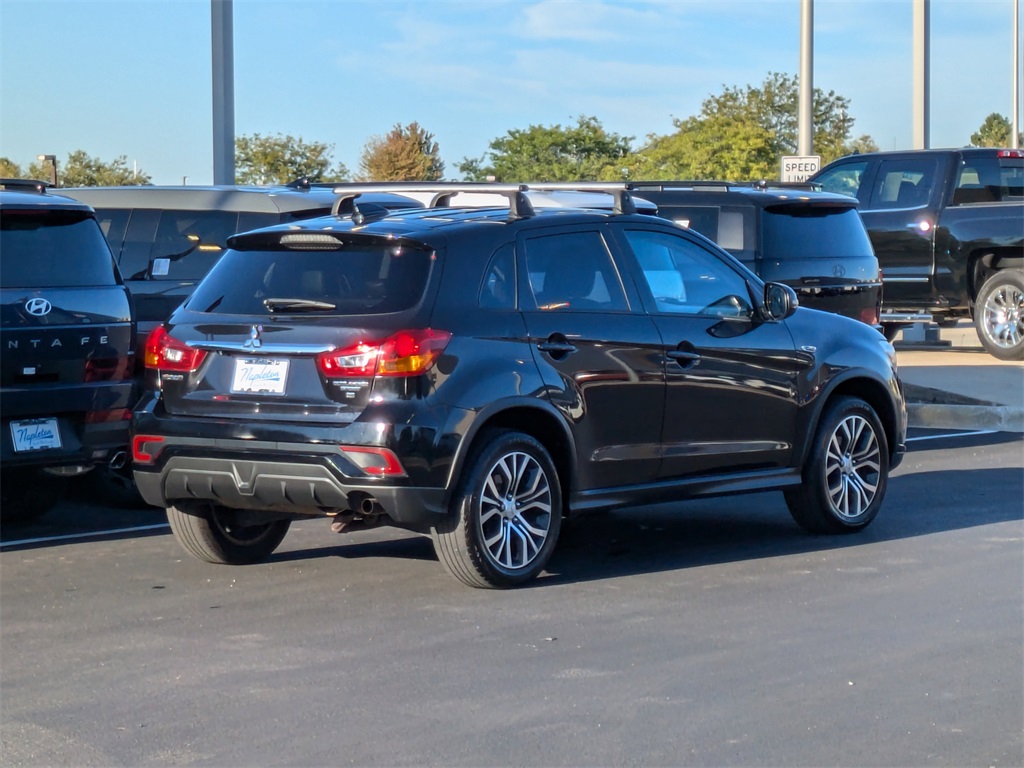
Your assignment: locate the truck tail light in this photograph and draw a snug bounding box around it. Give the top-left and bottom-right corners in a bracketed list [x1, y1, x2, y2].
[144, 326, 207, 372]
[317, 329, 452, 379]
[132, 434, 165, 464]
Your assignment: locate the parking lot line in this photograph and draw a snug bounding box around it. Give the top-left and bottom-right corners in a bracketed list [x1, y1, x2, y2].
[0, 523, 169, 549]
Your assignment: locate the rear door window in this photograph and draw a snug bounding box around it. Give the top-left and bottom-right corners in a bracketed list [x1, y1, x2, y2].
[0, 210, 118, 288]
[186, 242, 435, 316]
[952, 155, 1024, 204]
[149, 210, 238, 281]
[522, 230, 628, 311]
[868, 157, 940, 210]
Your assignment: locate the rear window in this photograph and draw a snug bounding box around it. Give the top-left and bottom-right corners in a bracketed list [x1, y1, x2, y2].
[952, 155, 1024, 204]
[0, 209, 119, 288]
[656, 205, 752, 254]
[761, 206, 874, 259]
[185, 243, 434, 316]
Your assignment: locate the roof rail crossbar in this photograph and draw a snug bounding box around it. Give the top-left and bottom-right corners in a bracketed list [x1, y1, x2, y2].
[521, 182, 637, 215]
[330, 183, 536, 219]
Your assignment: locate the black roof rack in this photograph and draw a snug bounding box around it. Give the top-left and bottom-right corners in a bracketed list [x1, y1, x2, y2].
[329, 181, 645, 219]
[0, 178, 53, 193]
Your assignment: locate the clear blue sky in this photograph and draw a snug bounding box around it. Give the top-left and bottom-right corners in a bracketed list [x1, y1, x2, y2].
[1, 0, 1019, 185]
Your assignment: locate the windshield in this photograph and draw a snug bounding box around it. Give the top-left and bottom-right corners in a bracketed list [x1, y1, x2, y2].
[186, 243, 434, 316]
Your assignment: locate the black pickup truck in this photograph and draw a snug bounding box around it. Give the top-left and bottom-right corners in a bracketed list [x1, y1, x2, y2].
[811, 148, 1024, 360]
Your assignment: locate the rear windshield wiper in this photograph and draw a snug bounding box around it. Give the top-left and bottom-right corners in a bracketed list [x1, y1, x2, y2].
[263, 297, 337, 312]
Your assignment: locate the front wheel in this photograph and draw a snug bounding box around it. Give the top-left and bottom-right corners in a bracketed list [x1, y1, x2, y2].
[785, 396, 889, 535]
[432, 430, 561, 588]
[974, 269, 1024, 361]
[166, 502, 290, 564]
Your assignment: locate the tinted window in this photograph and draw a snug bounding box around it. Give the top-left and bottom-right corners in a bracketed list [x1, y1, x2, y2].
[479, 243, 516, 309]
[0, 210, 118, 288]
[523, 230, 627, 311]
[150, 210, 238, 281]
[91, 207, 131, 259]
[762, 206, 874, 259]
[656, 205, 752, 257]
[621, 229, 753, 317]
[868, 157, 940, 210]
[952, 155, 1024, 204]
[814, 160, 869, 200]
[186, 243, 434, 316]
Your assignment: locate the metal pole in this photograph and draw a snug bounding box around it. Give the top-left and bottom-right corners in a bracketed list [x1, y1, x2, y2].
[211, 0, 235, 184]
[1013, 0, 1020, 149]
[913, 0, 930, 149]
[798, 0, 814, 156]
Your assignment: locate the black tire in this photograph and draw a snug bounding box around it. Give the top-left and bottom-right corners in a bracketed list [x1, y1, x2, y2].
[166, 502, 290, 565]
[431, 430, 562, 588]
[785, 396, 889, 535]
[974, 269, 1024, 361]
[0, 469, 66, 524]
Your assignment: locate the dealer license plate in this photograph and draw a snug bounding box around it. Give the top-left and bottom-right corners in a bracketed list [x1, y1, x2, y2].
[230, 357, 289, 395]
[11, 418, 62, 452]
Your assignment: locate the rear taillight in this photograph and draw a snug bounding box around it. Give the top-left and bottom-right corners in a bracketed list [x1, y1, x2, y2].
[144, 326, 207, 372]
[317, 329, 452, 379]
[996, 149, 1024, 158]
[132, 434, 165, 464]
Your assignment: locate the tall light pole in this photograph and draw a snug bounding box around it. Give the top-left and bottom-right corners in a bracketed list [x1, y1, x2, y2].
[798, 0, 814, 157]
[36, 154, 57, 187]
[1013, 0, 1020, 149]
[211, 0, 235, 184]
[913, 0, 930, 149]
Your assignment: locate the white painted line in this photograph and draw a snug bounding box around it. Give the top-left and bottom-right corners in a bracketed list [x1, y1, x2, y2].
[907, 429, 998, 443]
[0, 523, 169, 549]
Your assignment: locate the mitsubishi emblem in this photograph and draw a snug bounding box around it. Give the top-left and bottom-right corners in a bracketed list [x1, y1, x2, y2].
[244, 324, 263, 349]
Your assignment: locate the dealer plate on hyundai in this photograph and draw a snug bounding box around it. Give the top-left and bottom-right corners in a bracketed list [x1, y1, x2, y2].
[230, 358, 289, 395]
[11, 418, 62, 452]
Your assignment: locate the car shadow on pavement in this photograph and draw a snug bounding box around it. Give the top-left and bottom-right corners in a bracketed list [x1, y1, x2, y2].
[269, 464, 1023, 588]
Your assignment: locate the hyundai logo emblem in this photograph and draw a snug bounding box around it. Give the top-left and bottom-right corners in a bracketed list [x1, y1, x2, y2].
[25, 298, 52, 316]
[832, 264, 847, 278]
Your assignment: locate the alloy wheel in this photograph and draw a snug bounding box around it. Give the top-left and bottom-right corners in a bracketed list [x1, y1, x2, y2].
[824, 414, 881, 520]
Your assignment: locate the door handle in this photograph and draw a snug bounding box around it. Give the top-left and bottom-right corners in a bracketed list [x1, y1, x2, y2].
[537, 341, 577, 355]
[667, 349, 700, 367]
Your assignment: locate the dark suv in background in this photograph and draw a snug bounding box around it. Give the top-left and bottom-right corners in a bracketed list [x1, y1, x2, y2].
[62, 182, 420, 340]
[621, 181, 883, 327]
[0, 181, 136, 520]
[132, 184, 906, 589]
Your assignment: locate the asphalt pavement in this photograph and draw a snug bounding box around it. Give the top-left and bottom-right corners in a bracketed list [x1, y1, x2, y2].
[895, 322, 1024, 432]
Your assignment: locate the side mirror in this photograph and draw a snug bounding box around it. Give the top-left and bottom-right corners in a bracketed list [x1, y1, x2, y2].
[764, 282, 798, 321]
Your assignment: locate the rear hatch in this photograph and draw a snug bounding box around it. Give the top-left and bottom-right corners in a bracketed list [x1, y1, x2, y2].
[759, 202, 882, 324]
[151, 229, 444, 423]
[1, 206, 134, 421]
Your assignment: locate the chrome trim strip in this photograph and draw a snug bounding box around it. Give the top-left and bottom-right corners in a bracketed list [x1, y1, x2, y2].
[187, 341, 336, 354]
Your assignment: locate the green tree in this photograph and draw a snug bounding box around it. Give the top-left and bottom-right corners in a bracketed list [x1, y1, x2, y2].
[631, 73, 868, 180]
[970, 112, 1022, 147]
[54, 150, 151, 186]
[458, 116, 633, 182]
[235, 133, 348, 185]
[0, 157, 25, 178]
[358, 122, 444, 181]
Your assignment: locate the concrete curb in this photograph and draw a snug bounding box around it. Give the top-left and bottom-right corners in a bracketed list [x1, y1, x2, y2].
[907, 403, 1024, 433]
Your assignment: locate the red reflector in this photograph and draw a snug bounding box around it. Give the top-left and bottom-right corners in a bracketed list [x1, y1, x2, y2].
[317, 329, 451, 379]
[339, 446, 405, 477]
[859, 306, 880, 326]
[132, 435, 165, 464]
[144, 326, 207, 372]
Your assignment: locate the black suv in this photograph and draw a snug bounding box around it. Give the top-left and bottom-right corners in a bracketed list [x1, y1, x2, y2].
[619, 181, 883, 326]
[0, 182, 136, 520]
[132, 184, 906, 588]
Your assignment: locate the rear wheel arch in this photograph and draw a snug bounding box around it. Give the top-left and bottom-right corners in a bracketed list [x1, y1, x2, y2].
[447, 403, 575, 519]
